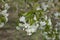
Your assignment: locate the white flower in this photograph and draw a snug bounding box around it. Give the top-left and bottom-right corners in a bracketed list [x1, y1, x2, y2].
[36, 7, 41, 10]
[5, 13, 9, 17]
[54, 12, 59, 17]
[0, 23, 4, 28]
[45, 15, 47, 20]
[5, 17, 8, 22]
[55, 22, 60, 26]
[34, 15, 37, 20]
[36, 23, 39, 27]
[40, 21, 46, 26]
[1, 5, 9, 23]
[2, 10, 7, 14]
[19, 16, 26, 23]
[54, 12, 60, 19]
[24, 23, 30, 28]
[41, 3, 48, 11]
[25, 28, 36, 35]
[25, 29, 32, 33]
[31, 28, 36, 33]
[0, 3, 9, 28]
[24, 23, 39, 35]
[48, 18, 52, 25]
[0, 10, 9, 23]
[1, 10, 9, 17]
[5, 3, 10, 10]
[30, 26, 37, 33]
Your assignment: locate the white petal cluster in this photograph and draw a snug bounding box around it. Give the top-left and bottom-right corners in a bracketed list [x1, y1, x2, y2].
[16, 16, 39, 35]
[34, 15, 37, 20]
[0, 3, 10, 28]
[25, 23, 39, 35]
[17, 14, 53, 36]
[5, 3, 10, 10]
[40, 21, 46, 26]
[16, 1, 59, 38]
[54, 12, 60, 19]
[19, 16, 26, 23]
[45, 15, 48, 20]
[41, 2, 49, 11]
[39, 15, 52, 30]
[40, 18, 59, 40]
[48, 18, 52, 25]
[55, 22, 60, 27]
[17, 23, 39, 35]
[36, 6, 41, 10]
[1, 10, 9, 22]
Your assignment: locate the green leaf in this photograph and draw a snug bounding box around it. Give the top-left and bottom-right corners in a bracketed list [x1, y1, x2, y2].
[44, 25, 51, 32]
[0, 14, 6, 23]
[1, 17, 6, 23]
[26, 0, 38, 2]
[18, 11, 25, 17]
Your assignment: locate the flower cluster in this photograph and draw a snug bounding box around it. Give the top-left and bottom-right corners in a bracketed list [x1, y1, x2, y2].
[54, 12, 60, 19]
[16, 2, 50, 35]
[0, 3, 10, 28]
[16, 16, 39, 35]
[16, 1, 60, 40]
